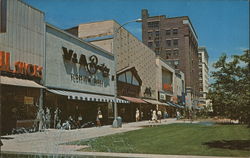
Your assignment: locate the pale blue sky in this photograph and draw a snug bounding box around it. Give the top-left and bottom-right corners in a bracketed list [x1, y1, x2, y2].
[23, 0, 249, 77]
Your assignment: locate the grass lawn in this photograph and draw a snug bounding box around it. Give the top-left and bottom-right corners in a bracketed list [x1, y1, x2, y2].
[67, 123, 250, 157]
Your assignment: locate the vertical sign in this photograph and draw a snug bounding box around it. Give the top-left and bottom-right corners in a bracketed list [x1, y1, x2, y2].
[0, 0, 7, 33]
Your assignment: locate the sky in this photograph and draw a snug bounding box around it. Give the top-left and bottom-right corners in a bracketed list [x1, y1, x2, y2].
[23, 0, 249, 80]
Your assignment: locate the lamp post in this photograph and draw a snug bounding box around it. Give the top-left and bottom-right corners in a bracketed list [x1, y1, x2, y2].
[112, 18, 142, 128]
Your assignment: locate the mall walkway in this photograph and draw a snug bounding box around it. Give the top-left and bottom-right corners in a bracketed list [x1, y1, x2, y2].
[1, 119, 235, 158]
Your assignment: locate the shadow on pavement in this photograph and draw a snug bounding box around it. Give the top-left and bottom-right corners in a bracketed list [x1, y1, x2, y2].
[203, 140, 250, 151]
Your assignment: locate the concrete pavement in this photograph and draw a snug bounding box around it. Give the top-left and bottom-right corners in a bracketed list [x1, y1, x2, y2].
[0, 119, 239, 158]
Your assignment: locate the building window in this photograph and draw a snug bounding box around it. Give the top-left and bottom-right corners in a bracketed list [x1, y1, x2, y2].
[155, 48, 160, 54]
[148, 32, 153, 40]
[173, 39, 179, 46]
[155, 31, 160, 36]
[155, 41, 160, 47]
[173, 29, 178, 35]
[173, 49, 179, 56]
[148, 21, 159, 28]
[166, 40, 171, 47]
[166, 30, 171, 35]
[148, 42, 153, 47]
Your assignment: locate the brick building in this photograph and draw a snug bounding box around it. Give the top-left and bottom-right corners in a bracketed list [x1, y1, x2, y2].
[141, 9, 200, 107]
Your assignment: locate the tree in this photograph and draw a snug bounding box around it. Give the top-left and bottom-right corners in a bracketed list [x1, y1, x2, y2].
[208, 50, 250, 125]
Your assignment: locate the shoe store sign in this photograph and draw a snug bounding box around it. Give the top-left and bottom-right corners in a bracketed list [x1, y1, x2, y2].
[0, 51, 43, 79]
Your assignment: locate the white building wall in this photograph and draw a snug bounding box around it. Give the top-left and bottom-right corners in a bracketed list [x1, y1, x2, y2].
[45, 24, 115, 96]
[0, 0, 45, 70]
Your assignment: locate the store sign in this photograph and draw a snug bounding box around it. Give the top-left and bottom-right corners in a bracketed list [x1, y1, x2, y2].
[159, 93, 166, 100]
[163, 83, 173, 91]
[24, 96, 34, 105]
[0, 51, 43, 78]
[62, 47, 110, 77]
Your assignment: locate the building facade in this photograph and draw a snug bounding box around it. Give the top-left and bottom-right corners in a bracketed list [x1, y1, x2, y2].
[66, 20, 158, 100]
[0, 0, 45, 134]
[44, 23, 124, 126]
[141, 9, 200, 108]
[198, 47, 209, 107]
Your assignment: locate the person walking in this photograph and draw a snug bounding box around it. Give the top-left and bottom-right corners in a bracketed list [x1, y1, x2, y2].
[135, 108, 140, 122]
[157, 110, 162, 123]
[96, 107, 103, 127]
[152, 109, 157, 123]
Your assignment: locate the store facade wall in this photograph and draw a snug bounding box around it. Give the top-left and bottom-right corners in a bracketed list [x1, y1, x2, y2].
[65, 20, 157, 100]
[45, 24, 116, 126]
[0, 0, 45, 134]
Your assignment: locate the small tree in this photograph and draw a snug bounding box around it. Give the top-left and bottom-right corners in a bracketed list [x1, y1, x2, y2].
[208, 50, 250, 125]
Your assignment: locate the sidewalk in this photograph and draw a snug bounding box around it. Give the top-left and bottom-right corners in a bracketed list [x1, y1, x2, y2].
[1, 119, 235, 158]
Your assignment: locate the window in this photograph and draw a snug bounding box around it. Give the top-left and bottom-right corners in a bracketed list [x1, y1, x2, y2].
[155, 41, 160, 47]
[148, 42, 153, 47]
[166, 50, 171, 55]
[155, 31, 160, 36]
[166, 40, 171, 47]
[173, 39, 179, 46]
[148, 32, 153, 40]
[166, 30, 171, 35]
[155, 48, 160, 54]
[173, 29, 178, 35]
[173, 49, 179, 56]
[148, 21, 159, 28]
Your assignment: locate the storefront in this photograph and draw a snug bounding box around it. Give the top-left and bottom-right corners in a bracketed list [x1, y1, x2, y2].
[0, 0, 45, 134]
[116, 67, 153, 122]
[44, 24, 127, 127]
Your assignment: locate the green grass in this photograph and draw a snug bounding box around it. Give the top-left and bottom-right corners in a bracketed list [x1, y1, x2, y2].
[67, 123, 250, 157]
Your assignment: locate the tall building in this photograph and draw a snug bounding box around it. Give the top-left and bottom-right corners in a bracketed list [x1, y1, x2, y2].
[198, 47, 209, 107]
[141, 9, 200, 107]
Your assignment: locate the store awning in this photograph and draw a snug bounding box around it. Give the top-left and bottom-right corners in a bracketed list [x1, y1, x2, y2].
[120, 96, 147, 104]
[47, 89, 129, 103]
[143, 99, 168, 106]
[0, 76, 44, 89]
[167, 102, 184, 108]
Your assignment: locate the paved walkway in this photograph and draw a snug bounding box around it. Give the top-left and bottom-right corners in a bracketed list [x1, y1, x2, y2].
[0, 119, 238, 158]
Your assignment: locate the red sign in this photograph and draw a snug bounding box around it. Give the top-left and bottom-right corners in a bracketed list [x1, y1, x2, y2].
[163, 83, 172, 91]
[0, 51, 43, 78]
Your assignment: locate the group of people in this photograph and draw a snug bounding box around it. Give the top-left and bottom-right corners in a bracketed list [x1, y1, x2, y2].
[36, 107, 52, 131]
[150, 109, 164, 123]
[135, 108, 169, 123]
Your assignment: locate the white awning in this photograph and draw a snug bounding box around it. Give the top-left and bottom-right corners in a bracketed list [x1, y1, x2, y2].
[0, 76, 44, 89]
[47, 89, 129, 103]
[143, 99, 168, 106]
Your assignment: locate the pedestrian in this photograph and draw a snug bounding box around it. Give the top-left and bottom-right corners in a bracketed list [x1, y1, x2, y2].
[157, 110, 162, 123]
[96, 107, 103, 127]
[54, 107, 59, 129]
[37, 107, 45, 132]
[45, 107, 51, 129]
[135, 108, 140, 122]
[152, 109, 157, 123]
[176, 110, 180, 120]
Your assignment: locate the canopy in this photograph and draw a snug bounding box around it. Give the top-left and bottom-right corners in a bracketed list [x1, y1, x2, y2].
[0, 76, 44, 89]
[143, 99, 168, 106]
[120, 96, 147, 104]
[47, 89, 128, 103]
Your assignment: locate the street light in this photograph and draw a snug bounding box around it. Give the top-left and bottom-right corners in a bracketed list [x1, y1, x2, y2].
[112, 18, 142, 128]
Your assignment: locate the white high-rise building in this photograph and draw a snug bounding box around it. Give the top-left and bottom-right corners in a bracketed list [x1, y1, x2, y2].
[198, 47, 209, 108]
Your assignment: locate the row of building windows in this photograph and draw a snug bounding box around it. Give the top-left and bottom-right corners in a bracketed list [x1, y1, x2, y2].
[148, 39, 179, 48]
[148, 21, 159, 28]
[148, 29, 179, 38]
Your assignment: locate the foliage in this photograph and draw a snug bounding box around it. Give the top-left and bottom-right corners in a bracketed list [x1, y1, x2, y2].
[208, 50, 250, 125]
